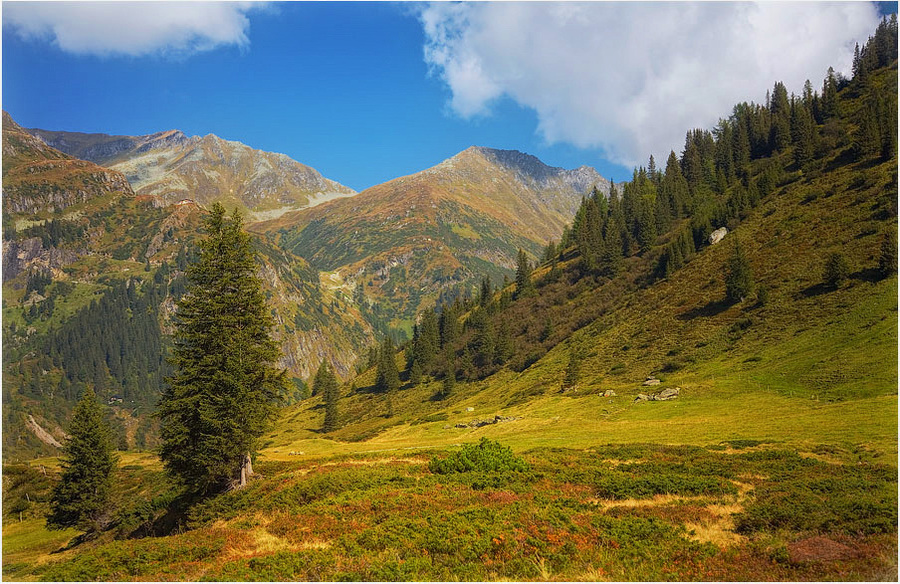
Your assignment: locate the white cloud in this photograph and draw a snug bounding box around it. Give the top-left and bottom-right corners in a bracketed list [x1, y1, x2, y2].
[420, 2, 882, 168]
[3, 1, 265, 58]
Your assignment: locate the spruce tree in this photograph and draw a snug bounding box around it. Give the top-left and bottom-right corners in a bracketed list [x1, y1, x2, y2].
[823, 252, 851, 288]
[724, 237, 753, 303]
[158, 203, 287, 494]
[562, 347, 581, 390]
[315, 361, 339, 432]
[375, 336, 400, 395]
[514, 249, 535, 299]
[47, 387, 117, 532]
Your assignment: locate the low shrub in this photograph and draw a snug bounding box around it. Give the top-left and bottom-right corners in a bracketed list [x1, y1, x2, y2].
[429, 438, 530, 474]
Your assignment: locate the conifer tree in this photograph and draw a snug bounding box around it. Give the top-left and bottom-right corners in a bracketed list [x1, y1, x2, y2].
[409, 359, 424, 386]
[479, 275, 493, 307]
[514, 249, 535, 299]
[158, 203, 286, 493]
[47, 387, 117, 532]
[562, 347, 581, 390]
[375, 336, 400, 395]
[495, 319, 514, 365]
[315, 361, 340, 432]
[823, 252, 851, 289]
[724, 237, 753, 303]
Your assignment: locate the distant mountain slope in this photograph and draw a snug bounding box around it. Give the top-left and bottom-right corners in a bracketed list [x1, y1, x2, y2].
[27, 126, 356, 219]
[2, 112, 132, 215]
[2, 112, 374, 459]
[255, 146, 609, 333]
[275, 42, 898, 447]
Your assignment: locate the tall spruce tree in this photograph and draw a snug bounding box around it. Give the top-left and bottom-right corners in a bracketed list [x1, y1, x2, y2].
[375, 336, 401, 400]
[158, 203, 287, 494]
[315, 361, 340, 432]
[514, 249, 535, 299]
[47, 387, 117, 532]
[724, 237, 754, 303]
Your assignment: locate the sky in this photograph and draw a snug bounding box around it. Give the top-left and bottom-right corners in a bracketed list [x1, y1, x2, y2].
[2, 1, 896, 192]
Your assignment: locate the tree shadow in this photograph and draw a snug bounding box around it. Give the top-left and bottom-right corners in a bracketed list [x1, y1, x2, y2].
[676, 299, 732, 320]
[126, 491, 203, 540]
[799, 282, 832, 298]
[851, 267, 883, 283]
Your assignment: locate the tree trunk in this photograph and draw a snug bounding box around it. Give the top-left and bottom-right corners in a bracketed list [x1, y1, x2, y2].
[238, 452, 253, 488]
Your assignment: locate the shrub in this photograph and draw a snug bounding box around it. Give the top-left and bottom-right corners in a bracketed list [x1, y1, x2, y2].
[823, 252, 851, 288]
[429, 438, 530, 474]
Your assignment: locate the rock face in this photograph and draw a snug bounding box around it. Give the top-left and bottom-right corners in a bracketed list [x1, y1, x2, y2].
[27, 126, 356, 219]
[2, 238, 79, 283]
[709, 227, 728, 245]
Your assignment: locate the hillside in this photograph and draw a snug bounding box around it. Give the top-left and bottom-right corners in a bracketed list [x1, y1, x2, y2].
[2, 114, 374, 460]
[262, 39, 898, 456]
[255, 146, 610, 336]
[26, 126, 356, 220]
[2, 17, 897, 583]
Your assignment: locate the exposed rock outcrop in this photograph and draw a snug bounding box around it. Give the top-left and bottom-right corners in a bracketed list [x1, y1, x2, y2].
[709, 227, 728, 245]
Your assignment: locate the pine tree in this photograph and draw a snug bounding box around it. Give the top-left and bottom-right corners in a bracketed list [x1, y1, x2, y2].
[495, 319, 514, 365]
[823, 252, 851, 288]
[375, 336, 400, 395]
[314, 361, 340, 432]
[479, 275, 493, 307]
[724, 237, 753, 303]
[47, 387, 117, 532]
[158, 203, 287, 494]
[514, 249, 535, 299]
[562, 347, 581, 390]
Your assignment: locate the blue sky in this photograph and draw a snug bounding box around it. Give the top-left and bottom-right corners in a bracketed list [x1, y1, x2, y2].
[2, 2, 895, 192]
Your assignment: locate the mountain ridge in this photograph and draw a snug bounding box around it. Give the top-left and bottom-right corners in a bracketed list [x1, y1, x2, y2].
[25, 125, 356, 219]
[254, 144, 609, 333]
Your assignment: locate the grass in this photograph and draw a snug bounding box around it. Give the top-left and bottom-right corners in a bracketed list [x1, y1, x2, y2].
[6, 442, 895, 581]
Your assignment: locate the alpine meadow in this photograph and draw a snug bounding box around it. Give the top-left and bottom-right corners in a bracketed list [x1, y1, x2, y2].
[1, 3, 898, 582]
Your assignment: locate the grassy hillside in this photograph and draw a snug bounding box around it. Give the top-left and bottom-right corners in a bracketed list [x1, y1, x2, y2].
[253, 147, 607, 337]
[3, 25, 896, 583]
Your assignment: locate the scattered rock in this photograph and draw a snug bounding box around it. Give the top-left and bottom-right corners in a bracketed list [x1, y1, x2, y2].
[642, 377, 661, 386]
[635, 387, 681, 402]
[25, 414, 64, 449]
[602, 390, 617, 397]
[454, 415, 521, 429]
[709, 226, 728, 245]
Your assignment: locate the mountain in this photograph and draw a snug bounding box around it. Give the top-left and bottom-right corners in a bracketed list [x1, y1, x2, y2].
[2, 112, 373, 458]
[255, 146, 610, 334]
[2, 112, 132, 216]
[270, 39, 898, 452]
[26, 127, 356, 220]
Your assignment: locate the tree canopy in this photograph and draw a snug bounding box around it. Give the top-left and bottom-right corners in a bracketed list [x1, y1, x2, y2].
[157, 203, 286, 494]
[46, 387, 117, 532]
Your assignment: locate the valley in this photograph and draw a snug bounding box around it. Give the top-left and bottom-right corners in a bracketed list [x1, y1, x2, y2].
[2, 12, 898, 583]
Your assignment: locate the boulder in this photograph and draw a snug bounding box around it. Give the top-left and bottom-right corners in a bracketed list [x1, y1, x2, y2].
[655, 387, 681, 401]
[465, 406, 474, 412]
[602, 390, 617, 397]
[634, 393, 651, 402]
[642, 378, 661, 386]
[709, 227, 728, 245]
